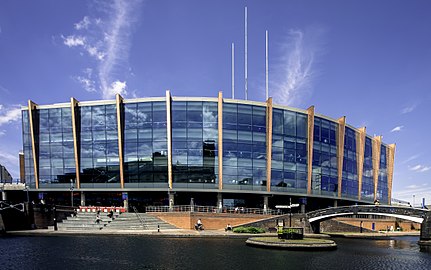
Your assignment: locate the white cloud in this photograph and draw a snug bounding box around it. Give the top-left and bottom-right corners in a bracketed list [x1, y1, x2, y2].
[0, 105, 21, 126]
[409, 165, 431, 173]
[62, 35, 86, 47]
[390, 125, 404, 132]
[272, 27, 325, 106]
[104, 80, 127, 98]
[74, 16, 91, 30]
[401, 104, 416, 114]
[62, 0, 142, 99]
[86, 45, 105, 60]
[0, 130, 5, 137]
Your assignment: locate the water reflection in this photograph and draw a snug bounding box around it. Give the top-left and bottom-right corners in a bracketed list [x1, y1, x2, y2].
[1, 236, 429, 269]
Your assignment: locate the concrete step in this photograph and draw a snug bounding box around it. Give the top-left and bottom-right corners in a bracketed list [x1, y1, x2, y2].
[57, 224, 106, 230]
[56, 212, 178, 231]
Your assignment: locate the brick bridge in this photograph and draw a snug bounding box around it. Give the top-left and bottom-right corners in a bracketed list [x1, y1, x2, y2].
[306, 205, 431, 241]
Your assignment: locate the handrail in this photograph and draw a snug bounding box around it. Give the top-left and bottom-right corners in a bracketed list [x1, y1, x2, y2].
[145, 205, 280, 215]
[132, 206, 147, 229]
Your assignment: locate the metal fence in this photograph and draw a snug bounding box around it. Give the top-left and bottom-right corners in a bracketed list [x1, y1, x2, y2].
[145, 205, 279, 215]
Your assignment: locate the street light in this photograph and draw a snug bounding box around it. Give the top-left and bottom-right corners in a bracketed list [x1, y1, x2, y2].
[413, 195, 416, 208]
[70, 179, 74, 207]
[24, 185, 29, 202]
[275, 198, 299, 227]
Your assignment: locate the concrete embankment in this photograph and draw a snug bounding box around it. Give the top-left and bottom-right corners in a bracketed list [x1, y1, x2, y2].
[4, 229, 331, 239]
[326, 231, 420, 239]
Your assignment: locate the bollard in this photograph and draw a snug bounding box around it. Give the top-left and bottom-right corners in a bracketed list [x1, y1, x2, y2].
[158, 224, 160, 232]
[53, 218, 58, 231]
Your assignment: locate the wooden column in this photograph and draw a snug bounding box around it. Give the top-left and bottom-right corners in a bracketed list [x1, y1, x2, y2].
[356, 127, 366, 200]
[166, 90, 173, 190]
[372, 136, 382, 201]
[116, 94, 125, 189]
[387, 144, 396, 204]
[28, 100, 39, 189]
[337, 116, 346, 198]
[306, 106, 314, 195]
[70, 98, 81, 188]
[266, 97, 273, 192]
[218, 91, 223, 190]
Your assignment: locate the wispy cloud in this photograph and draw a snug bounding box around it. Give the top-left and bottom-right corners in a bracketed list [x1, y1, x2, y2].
[272, 27, 325, 106]
[401, 104, 417, 114]
[0, 150, 19, 178]
[62, 0, 142, 99]
[401, 154, 420, 164]
[74, 16, 91, 30]
[390, 125, 404, 132]
[409, 164, 431, 173]
[0, 104, 21, 126]
[393, 184, 431, 205]
[0, 83, 10, 94]
[73, 68, 96, 92]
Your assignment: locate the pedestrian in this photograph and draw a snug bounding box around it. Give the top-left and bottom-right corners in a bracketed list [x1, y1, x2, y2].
[108, 209, 114, 220]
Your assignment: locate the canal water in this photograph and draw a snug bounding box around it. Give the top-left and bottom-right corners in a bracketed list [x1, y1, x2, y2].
[1, 235, 430, 269]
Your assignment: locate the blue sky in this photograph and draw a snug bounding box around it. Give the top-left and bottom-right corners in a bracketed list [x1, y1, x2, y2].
[1, 0, 430, 204]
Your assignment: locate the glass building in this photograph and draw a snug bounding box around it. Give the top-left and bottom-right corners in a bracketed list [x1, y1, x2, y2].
[21, 92, 395, 209]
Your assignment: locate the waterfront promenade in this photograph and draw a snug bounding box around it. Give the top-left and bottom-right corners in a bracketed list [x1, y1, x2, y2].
[5, 228, 419, 238]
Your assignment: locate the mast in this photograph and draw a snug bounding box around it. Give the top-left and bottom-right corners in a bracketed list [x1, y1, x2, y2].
[232, 43, 235, 99]
[245, 6, 248, 100]
[265, 30, 269, 100]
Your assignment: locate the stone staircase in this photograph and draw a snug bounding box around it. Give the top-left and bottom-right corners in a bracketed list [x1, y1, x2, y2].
[55, 212, 177, 231]
[103, 213, 177, 231]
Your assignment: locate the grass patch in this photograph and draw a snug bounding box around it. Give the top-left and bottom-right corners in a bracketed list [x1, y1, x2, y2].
[233, 226, 266, 234]
[249, 237, 334, 244]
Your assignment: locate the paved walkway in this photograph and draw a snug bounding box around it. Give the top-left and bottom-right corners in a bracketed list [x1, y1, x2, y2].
[5, 228, 419, 238]
[5, 228, 272, 238]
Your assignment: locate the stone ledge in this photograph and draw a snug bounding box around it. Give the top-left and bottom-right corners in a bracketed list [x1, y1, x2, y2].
[246, 237, 337, 250]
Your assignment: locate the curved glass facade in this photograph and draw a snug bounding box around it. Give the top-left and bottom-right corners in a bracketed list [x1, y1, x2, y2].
[311, 116, 337, 197]
[123, 101, 168, 188]
[271, 108, 308, 193]
[223, 103, 267, 191]
[22, 94, 394, 205]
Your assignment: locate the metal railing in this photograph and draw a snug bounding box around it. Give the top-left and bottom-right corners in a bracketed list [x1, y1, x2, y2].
[132, 206, 147, 229]
[145, 205, 279, 215]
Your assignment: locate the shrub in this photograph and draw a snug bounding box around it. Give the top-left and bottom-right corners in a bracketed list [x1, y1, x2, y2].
[233, 226, 265, 234]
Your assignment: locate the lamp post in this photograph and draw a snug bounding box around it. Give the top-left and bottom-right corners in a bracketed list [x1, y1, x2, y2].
[275, 199, 299, 227]
[413, 194, 416, 208]
[24, 185, 29, 202]
[70, 179, 74, 207]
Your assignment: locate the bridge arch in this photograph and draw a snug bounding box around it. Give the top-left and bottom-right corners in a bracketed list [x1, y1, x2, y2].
[306, 205, 428, 234]
[308, 212, 423, 224]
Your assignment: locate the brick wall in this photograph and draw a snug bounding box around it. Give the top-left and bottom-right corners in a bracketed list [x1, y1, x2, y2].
[325, 217, 421, 232]
[149, 212, 272, 230]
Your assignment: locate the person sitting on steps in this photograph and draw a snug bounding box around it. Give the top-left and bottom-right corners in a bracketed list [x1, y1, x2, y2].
[95, 214, 101, 224]
[195, 218, 203, 230]
[107, 209, 114, 220]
